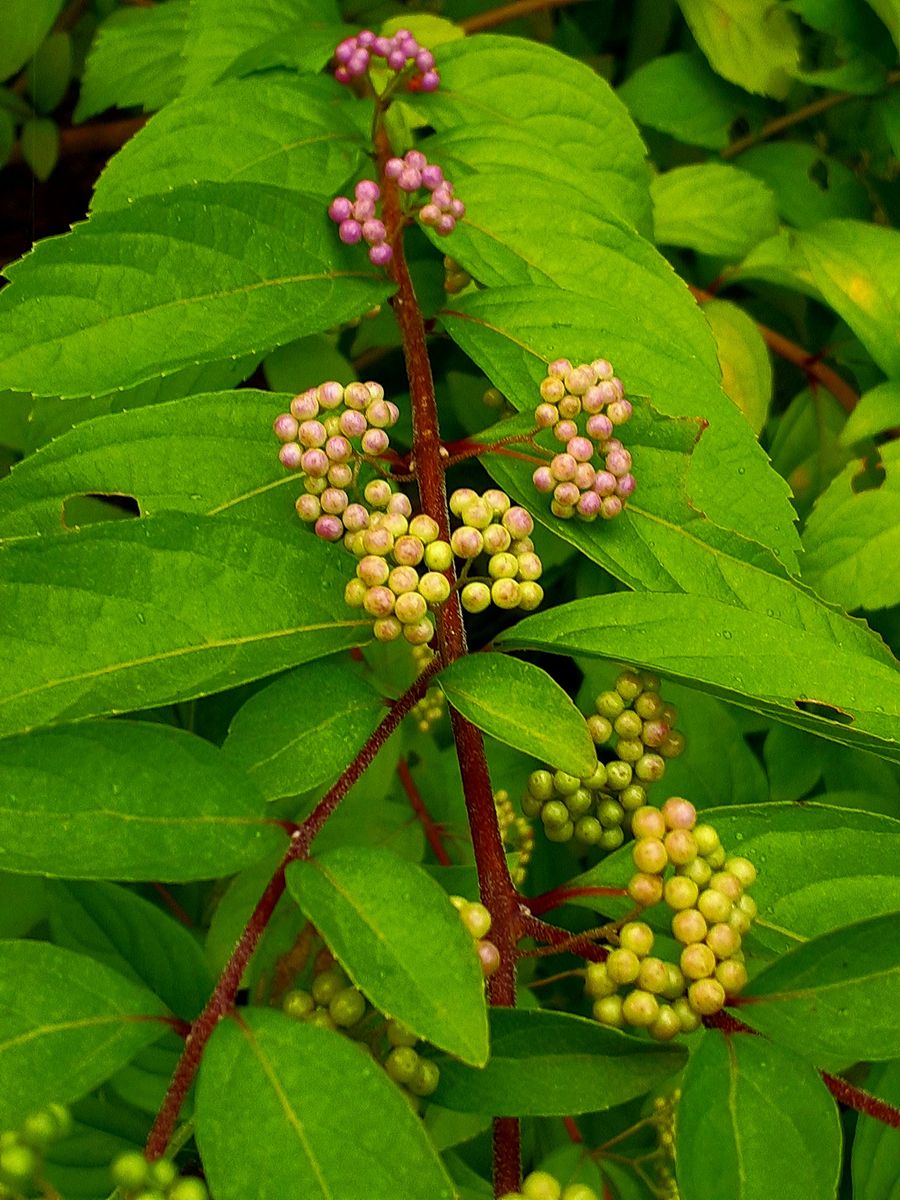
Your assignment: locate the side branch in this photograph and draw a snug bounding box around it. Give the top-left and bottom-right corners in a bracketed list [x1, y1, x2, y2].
[461, 0, 590, 33]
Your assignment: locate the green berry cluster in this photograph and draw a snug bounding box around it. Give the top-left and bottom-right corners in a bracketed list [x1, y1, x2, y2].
[282, 961, 369, 1033]
[443, 255, 472, 294]
[587, 798, 756, 1038]
[499, 1171, 599, 1200]
[521, 670, 683, 847]
[409, 645, 445, 732]
[450, 895, 501, 978]
[494, 788, 534, 886]
[0, 1105, 72, 1199]
[110, 1151, 208, 1200]
[650, 1090, 681, 1200]
[449, 488, 544, 614]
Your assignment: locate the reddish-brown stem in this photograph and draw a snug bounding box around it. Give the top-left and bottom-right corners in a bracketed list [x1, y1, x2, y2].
[563, 1116, 583, 1144]
[517, 912, 612, 964]
[689, 285, 859, 414]
[461, 0, 590, 33]
[9, 116, 146, 166]
[397, 757, 453, 865]
[523, 885, 629, 917]
[376, 121, 522, 1196]
[151, 882, 194, 928]
[146, 661, 438, 1158]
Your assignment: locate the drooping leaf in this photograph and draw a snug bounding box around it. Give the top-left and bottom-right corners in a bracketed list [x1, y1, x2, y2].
[286, 847, 488, 1064]
[26, 32, 72, 115]
[222, 656, 385, 801]
[840, 380, 900, 445]
[432, 1008, 686, 1115]
[436, 654, 596, 778]
[0, 720, 284, 880]
[47, 881, 212, 1020]
[495, 592, 900, 759]
[91, 76, 367, 214]
[0, 513, 369, 737]
[0, 939, 169, 1127]
[852, 1059, 900, 1200]
[19, 117, 58, 181]
[702, 298, 773, 433]
[801, 442, 900, 612]
[0, 182, 393, 398]
[651, 164, 779, 257]
[740, 911, 900, 1062]
[0, 0, 64, 81]
[677, 0, 801, 98]
[676, 1031, 841, 1200]
[195, 1009, 455, 1200]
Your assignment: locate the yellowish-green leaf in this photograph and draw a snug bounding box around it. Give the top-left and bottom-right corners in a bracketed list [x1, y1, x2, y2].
[677, 0, 801, 98]
[703, 298, 773, 433]
[652, 163, 779, 257]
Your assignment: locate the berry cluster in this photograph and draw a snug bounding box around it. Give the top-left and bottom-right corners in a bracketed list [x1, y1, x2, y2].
[531, 358, 635, 521]
[443, 255, 472, 295]
[450, 895, 500, 978]
[385, 151, 465, 235]
[110, 1152, 208, 1200]
[587, 798, 756, 1038]
[449, 488, 544, 614]
[651, 1090, 681, 1200]
[494, 788, 534, 886]
[328, 182, 392, 266]
[499, 1172, 598, 1200]
[333, 28, 439, 91]
[409, 644, 445, 731]
[521, 670, 683, 847]
[0, 1104, 72, 1200]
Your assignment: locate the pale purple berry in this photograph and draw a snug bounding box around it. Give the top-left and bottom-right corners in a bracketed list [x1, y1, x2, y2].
[553, 419, 578, 443]
[362, 219, 386, 244]
[364, 586, 395, 617]
[449, 488, 477, 515]
[325, 435, 352, 463]
[369, 243, 393, 267]
[415, 50, 435, 71]
[577, 492, 602, 519]
[363, 527, 394, 556]
[300, 448, 329, 477]
[421, 164, 443, 189]
[608, 399, 633, 425]
[349, 50, 369, 75]
[431, 184, 453, 209]
[550, 453, 577, 482]
[565, 366, 593, 395]
[388, 565, 419, 594]
[418, 70, 440, 91]
[606, 447, 632, 476]
[617, 474, 636, 497]
[593, 471, 617, 496]
[450, 526, 483, 559]
[290, 389, 319, 419]
[339, 410, 367, 439]
[329, 196, 353, 222]
[586, 413, 614, 441]
[574, 462, 596, 489]
[484, 489, 510, 515]
[357, 30, 376, 47]
[534, 403, 557, 429]
[280, 444, 304, 470]
[335, 40, 355, 65]
[385, 401, 400, 425]
[341, 383, 367, 411]
[358, 555, 390, 587]
[592, 359, 614, 380]
[405, 150, 427, 170]
[503, 507, 534, 537]
[304, 475, 326, 496]
[551, 500, 575, 519]
[387, 48, 407, 70]
[385, 158, 404, 180]
[362, 429, 389, 454]
[343, 504, 369, 532]
[393, 535, 425, 566]
[318, 381, 344, 409]
[601, 496, 623, 520]
[315, 515, 344, 541]
[419, 204, 441, 227]
[321, 488, 349, 515]
[398, 167, 422, 192]
[356, 179, 380, 203]
[366, 399, 393, 428]
[295, 494, 320, 521]
[548, 358, 571, 378]
[403, 617, 434, 645]
[364, 479, 392, 507]
[582, 386, 605, 414]
[339, 219, 362, 245]
[488, 551, 518, 580]
[335, 66, 351, 84]
[298, 419, 326, 448]
[567, 436, 594, 463]
[374, 616, 402, 642]
[407, 515, 438, 543]
[352, 199, 375, 223]
[449, 198, 465, 218]
[387, 492, 412, 517]
[554, 481, 580, 508]
[491, 578, 521, 609]
[273, 413, 299, 442]
[483, 523, 511, 554]
[516, 551, 542, 580]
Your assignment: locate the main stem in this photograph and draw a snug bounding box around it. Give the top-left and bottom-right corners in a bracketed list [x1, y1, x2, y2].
[375, 123, 523, 1195]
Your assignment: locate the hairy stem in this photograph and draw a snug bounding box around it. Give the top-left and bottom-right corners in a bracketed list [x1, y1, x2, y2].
[523, 884, 629, 917]
[397, 757, 453, 865]
[461, 0, 591, 33]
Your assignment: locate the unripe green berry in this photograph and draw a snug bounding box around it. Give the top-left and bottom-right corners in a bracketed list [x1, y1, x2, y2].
[565, 788, 593, 818]
[584, 962, 616, 999]
[680, 943, 716, 980]
[491, 578, 521, 609]
[622, 988, 659, 1027]
[672, 996, 702, 1033]
[306, 1008, 337, 1031]
[614, 710, 642, 739]
[672, 908, 708, 945]
[0, 1143, 36, 1188]
[488, 551, 519, 579]
[595, 690, 624, 720]
[729, 907, 752, 937]
[606, 760, 632, 790]
[677, 857, 713, 888]
[586, 715, 613, 744]
[593, 994, 625, 1027]
[692, 823, 720, 856]
[546, 819, 575, 843]
[648, 1004, 681, 1041]
[581, 761, 608, 790]
[169, 1180, 209, 1200]
[698, 888, 733, 924]
[616, 737, 644, 763]
[664, 876, 699, 911]
[409, 514, 440, 543]
[638, 956, 670, 994]
[424, 539, 453, 571]
[738, 893, 757, 920]
[599, 826, 624, 850]
[563, 1186, 599, 1200]
[311, 967, 348, 1005]
[659, 731, 686, 758]
[688, 977, 726, 1015]
[527, 769, 554, 801]
[633, 837, 667, 874]
[329, 986, 367, 1027]
[627, 872, 664, 907]
[662, 962, 686, 1000]
[634, 753, 665, 781]
[385, 1046, 419, 1084]
[619, 921, 654, 957]
[408, 1059, 440, 1097]
[616, 670, 644, 701]
[716, 958, 749, 996]
[726, 857, 757, 887]
[149, 1159, 177, 1190]
[553, 770, 581, 796]
[459, 901, 492, 940]
[606, 948, 641, 984]
[596, 797, 624, 827]
[20, 1110, 59, 1148]
[522, 1170, 561, 1200]
[111, 1151, 151, 1191]
[575, 815, 602, 844]
[620, 783, 647, 811]
[705, 844, 727, 870]
[418, 572, 451, 604]
[632, 807, 666, 840]
[461, 582, 491, 613]
[664, 829, 698, 866]
[634, 691, 664, 720]
[518, 581, 544, 610]
[541, 800, 570, 828]
[521, 792, 542, 819]
[132, 1191, 167, 1200]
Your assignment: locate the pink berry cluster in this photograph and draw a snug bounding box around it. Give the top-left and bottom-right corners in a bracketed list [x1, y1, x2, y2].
[333, 28, 439, 92]
[586, 798, 757, 1040]
[328, 182, 393, 267]
[384, 151, 465, 235]
[273, 380, 400, 542]
[531, 358, 635, 521]
[448, 488, 544, 614]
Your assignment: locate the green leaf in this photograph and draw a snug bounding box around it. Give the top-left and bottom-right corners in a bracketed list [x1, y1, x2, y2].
[181, 0, 339, 93]
[91, 76, 367, 214]
[677, 0, 801, 98]
[801, 442, 900, 612]
[495, 592, 900, 760]
[841, 380, 900, 445]
[222, 656, 385, 801]
[286, 847, 488, 1065]
[0, 939, 168, 1127]
[432, 1008, 685, 1115]
[26, 32, 72, 114]
[652, 164, 779, 257]
[441, 287, 800, 573]
[741, 911, 900, 1061]
[0, 0, 64, 81]
[0, 182, 393, 398]
[618, 51, 765, 150]
[42, 1096, 149, 1200]
[48, 881, 212, 1019]
[408, 34, 651, 232]
[0, 110, 15, 170]
[196, 1009, 455, 1200]
[866, 0, 900, 51]
[437, 654, 596, 778]
[797, 220, 900, 377]
[738, 143, 871, 228]
[852, 1060, 900, 1200]
[75, 1, 187, 121]
[676, 1031, 841, 1200]
[0, 390, 300, 538]
[0, 513, 369, 737]
[0, 720, 284, 880]
[19, 116, 58, 181]
[702, 299, 772, 433]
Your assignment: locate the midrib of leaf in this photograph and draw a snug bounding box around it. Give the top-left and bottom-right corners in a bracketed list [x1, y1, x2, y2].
[0, 806, 272, 828]
[725, 1037, 747, 1199]
[243, 700, 380, 774]
[205, 475, 296, 516]
[225, 129, 360, 182]
[0, 1011, 166, 1053]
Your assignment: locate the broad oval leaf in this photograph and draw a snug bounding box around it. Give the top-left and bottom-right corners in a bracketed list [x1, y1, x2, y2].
[652, 163, 779, 257]
[677, 0, 800, 98]
[0, 513, 370, 737]
[0, 720, 284, 880]
[676, 1031, 841, 1200]
[0, 182, 392, 398]
[0, 939, 169, 1127]
[286, 847, 488, 1065]
[740, 911, 900, 1062]
[437, 654, 596, 778]
[196, 1009, 455, 1200]
[0, 0, 64, 80]
[433, 1008, 686, 1115]
[495, 592, 900, 760]
[702, 298, 772, 434]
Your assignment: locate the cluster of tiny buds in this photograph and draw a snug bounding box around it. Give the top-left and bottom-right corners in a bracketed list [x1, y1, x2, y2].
[449, 487, 544, 613]
[522, 670, 683, 847]
[499, 1171, 598, 1200]
[651, 1091, 681, 1200]
[384, 150, 465, 235]
[494, 788, 534, 886]
[532, 357, 635, 521]
[0, 1104, 72, 1200]
[450, 896, 500, 978]
[443, 255, 472, 294]
[586, 798, 757, 1038]
[411, 683, 445, 733]
[328, 181, 392, 266]
[110, 1152, 208, 1200]
[333, 28, 439, 91]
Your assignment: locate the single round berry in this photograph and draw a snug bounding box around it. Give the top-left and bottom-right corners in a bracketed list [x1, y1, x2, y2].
[330, 986, 367, 1027]
[672, 909, 708, 946]
[706, 923, 741, 960]
[688, 977, 726, 1015]
[606, 948, 641, 985]
[311, 967, 349, 1005]
[673, 996, 702, 1033]
[648, 1005, 682, 1042]
[680, 942, 717, 980]
[458, 901, 492, 940]
[282, 988, 315, 1020]
[716, 959, 749, 996]
[633, 837, 667, 875]
[521, 1171, 561, 1200]
[628, 872, 664, 907]
[111, 1151, 151, 1191]
[584, 962, 616, 999]
[386, 1019, 417, 1048]
[477, 939, 501, 977]
[169, 1181, 210, 1200]
[385, 1046, 419, 1085]
[725, 856, 757, 887]
[461, 582, 491, 613]
[593, 993, 625, 1027]
[638, 956, 671, 994]
[622, 988, 660, 1028]
[664, 876, 699, 911]
[664, 829, 698, 866]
